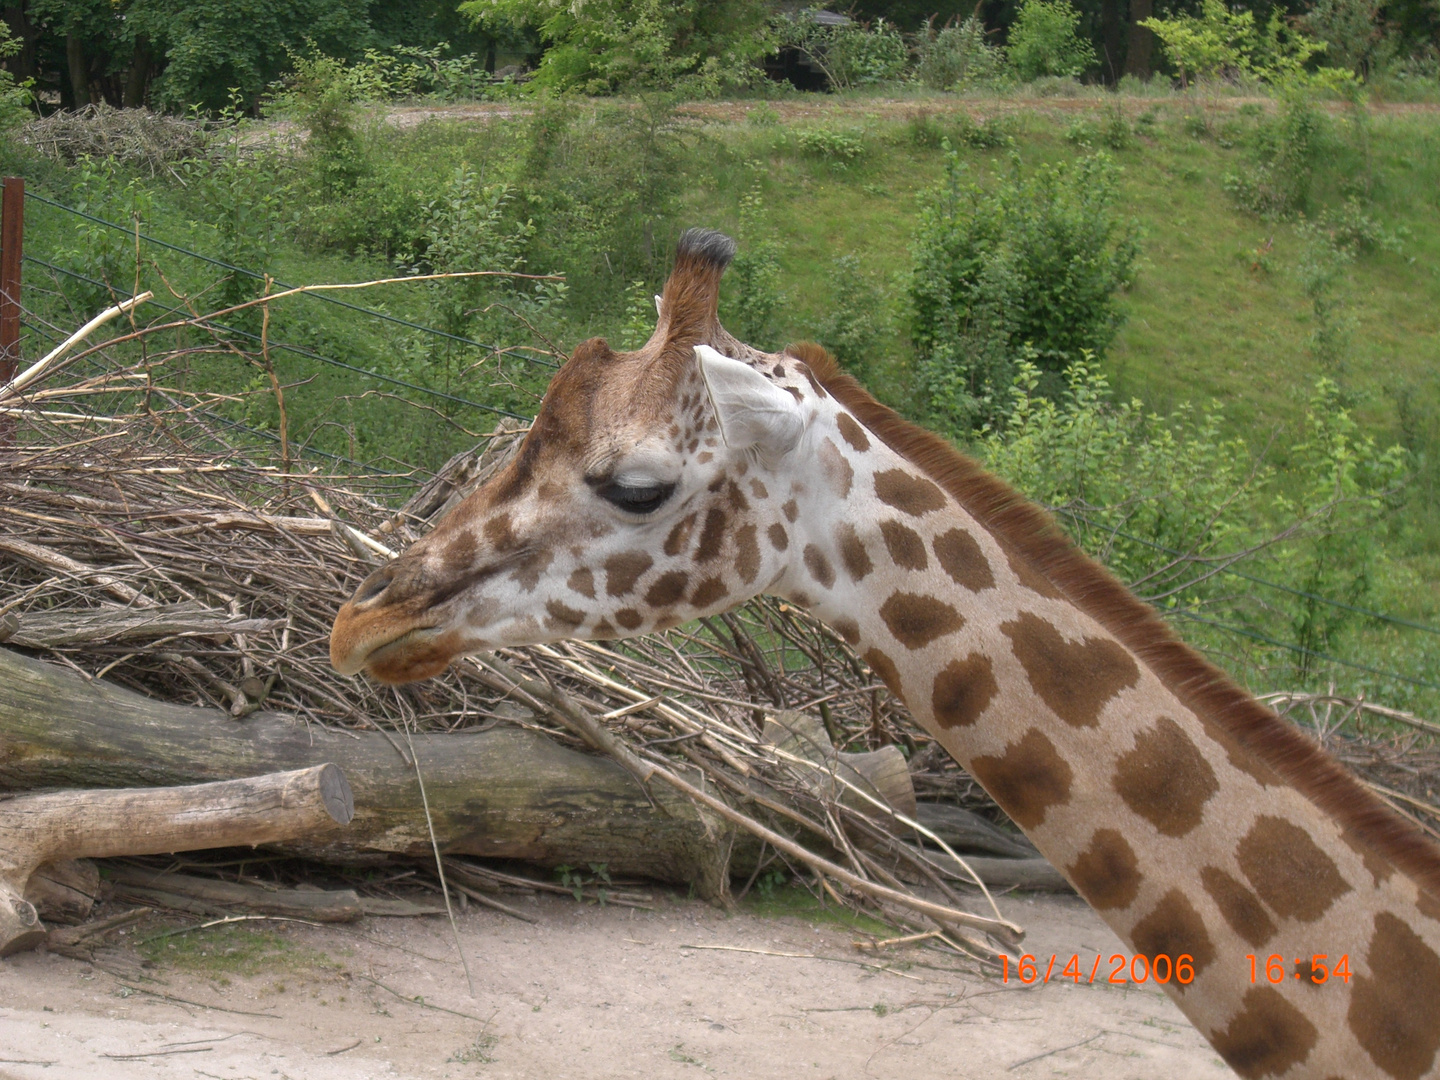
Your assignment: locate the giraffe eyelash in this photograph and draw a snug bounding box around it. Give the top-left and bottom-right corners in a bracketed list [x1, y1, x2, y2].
[593, 480, 677, 515]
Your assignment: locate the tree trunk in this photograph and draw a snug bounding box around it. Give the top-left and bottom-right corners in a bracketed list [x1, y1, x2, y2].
[1123, 0, 1155, 79]
[122, 35, 151, 109]
[1101, 0, 1125, 83]
[0, 646, 739, 897]
[65, 33, 88, 108]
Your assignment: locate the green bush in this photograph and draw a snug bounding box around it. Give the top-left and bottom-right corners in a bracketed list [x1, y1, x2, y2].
[916, 17, 1005, 91]
[807, 254, 888, 377]
[1006, 0, 1096, 82]
[1223, 89, 1327, 217]
[793, 127, 866, 164]
[462, 0, 774, 94]
[982, 361, 1408, 693]
[726, 173, 786, 347]
[786, 17, 909, 90]
[909, 148, 1139, 432]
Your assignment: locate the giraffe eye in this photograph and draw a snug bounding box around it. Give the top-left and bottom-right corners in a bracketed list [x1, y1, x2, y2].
[594, 480, 676, 515]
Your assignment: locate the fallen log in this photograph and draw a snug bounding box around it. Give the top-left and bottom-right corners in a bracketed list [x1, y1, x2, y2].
[0, 645, 738, 897]
[0, 761, 353, 955]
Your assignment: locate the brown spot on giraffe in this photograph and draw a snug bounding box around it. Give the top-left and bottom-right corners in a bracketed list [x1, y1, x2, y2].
[968, 728, 1073, 830]
[836, 524, 873, 582]
[604, 551, 653, 597]
[880, 593, 964, 650]
[442, 531, 476, 571]
[645, 570, 689, 608]
[1210, 987, 1319, 1079]
[483, 512, 519, 553]
[1001, 612, 1140, 728]
[1419, 890, 1440, 924]
[864, 648, 903, 696]
[803, 544, 835, 589]
[734, 524, 760, 584]
[832, 617, 860, 645]
[1201, 719, 1287, 788]
[767, 523, 789, 551]
[695, 508, 728, 563]
[879, 520, 928, 572]
[1129, 889, 1217, 991]
[545, 598, 585, 630]
[836, 411, 870, 452]
[593, 617, 614, 639]
[750, 478, 769, 500]
[931, 653, 998, 729]
[1112, 716, 1219, 837]
[874, 469, 947, 517]
[818, 437, 854, 497]
[1236, 815, 1352, 923]
[615, 608, 643, 631]
[1348, 912, 1440, 1080]
[724, 480, 750, 515]
[1004, 545, 1064, 599]
[1200, 866, 1277, 948]
[782, 499, 799, 523]
[567, 566, 596, 600]
[1066, 829, 1142, 910]
[690, 576, 727, 608]
[510, 549, 555, 592]
[664, 512, 698, 557]
[932, 528, 995, 592]
[1342, 828, 1395, 888]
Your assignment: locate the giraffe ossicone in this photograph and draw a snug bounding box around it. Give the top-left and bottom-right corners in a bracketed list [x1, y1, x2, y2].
[331, 227, 1440, 1079]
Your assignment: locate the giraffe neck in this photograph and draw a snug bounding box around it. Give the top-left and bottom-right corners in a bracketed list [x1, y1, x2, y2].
[773, 360, 1440, 1080]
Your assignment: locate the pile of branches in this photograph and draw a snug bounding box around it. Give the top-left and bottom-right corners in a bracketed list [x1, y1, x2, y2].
[0, 296, 1032, 958]
[21, 104, 213, 177]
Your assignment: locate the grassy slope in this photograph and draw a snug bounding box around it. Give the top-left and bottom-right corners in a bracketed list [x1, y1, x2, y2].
[669, 99, 1440, 445]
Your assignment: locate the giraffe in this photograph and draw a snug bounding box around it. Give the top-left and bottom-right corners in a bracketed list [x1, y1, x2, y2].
[330, 228, 1440, 1079]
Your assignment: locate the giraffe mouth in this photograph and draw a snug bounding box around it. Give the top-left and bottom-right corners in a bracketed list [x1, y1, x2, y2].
[331, 621, 441, 680]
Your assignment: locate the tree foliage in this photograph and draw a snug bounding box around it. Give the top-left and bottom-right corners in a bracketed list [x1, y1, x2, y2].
[910, 147, 1138, 433]
[459, 0, 774, 94]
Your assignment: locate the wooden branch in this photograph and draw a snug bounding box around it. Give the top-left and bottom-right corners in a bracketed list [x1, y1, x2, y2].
[0, 762, 353, 956]
[0, 602, 282, 648]
[0, 646, 741, 898]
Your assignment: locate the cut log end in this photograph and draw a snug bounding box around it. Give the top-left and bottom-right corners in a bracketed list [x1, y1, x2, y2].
[318, 762, 355, 825]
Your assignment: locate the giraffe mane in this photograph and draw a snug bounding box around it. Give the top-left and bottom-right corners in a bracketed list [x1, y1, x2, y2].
[788, 339, 1440, 903]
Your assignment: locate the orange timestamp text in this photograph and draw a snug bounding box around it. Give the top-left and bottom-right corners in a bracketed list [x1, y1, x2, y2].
[997, 953, 1196, 986]
[1248, 954, 1352, 985]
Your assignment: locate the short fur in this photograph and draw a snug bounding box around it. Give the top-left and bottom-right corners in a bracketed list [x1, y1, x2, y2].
[787, 339, 1440, 902]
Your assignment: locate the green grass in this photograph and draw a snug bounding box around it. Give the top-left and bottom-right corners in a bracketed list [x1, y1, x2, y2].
[741, 878, 896, 936]
[140, 922, 345, 979]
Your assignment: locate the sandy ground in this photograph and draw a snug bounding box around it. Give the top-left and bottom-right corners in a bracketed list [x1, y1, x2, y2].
[0, 890, 1232, 1080]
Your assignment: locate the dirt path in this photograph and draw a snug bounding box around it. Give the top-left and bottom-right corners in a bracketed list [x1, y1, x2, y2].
[0, 891, 1230, 1079]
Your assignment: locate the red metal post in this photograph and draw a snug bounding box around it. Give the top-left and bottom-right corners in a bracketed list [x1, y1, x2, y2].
[0, 176, 23, 386]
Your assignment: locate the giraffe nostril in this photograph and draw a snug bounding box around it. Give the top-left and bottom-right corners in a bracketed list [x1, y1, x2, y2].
[353, 566, 394, 605]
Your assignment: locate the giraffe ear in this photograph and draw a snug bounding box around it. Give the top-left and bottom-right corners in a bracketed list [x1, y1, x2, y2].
[695, 345, 804, 457]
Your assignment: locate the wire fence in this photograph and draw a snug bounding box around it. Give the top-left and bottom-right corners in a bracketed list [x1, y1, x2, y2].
[14, 188, 1439, 713]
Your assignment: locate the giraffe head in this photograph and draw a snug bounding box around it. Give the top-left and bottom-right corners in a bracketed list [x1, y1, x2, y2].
[330, 228, 814, 684]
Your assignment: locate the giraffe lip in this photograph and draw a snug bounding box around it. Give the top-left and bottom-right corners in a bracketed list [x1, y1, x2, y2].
[343, 625, 439, 676]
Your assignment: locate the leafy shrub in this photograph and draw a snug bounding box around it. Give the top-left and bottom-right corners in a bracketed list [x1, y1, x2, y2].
[1298, 0, 1390, 78]
[982, 361, 1406, 692]
[916, 17, 1005, 90]
[462, 0, 775, 94]
[794, 127, 865, 164]
[790, 17, 910, 90]
[1223, 89, 1326, 217]
[0, 23, 32, 131]
[910, 148, 1139, 432]
[1140, 0, 1348, 89]
[1006, 0, 1096, 82]
[807, 254, 887, 377]
[1317, 197, 1407, 254]
[726, 173, 786, 346]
